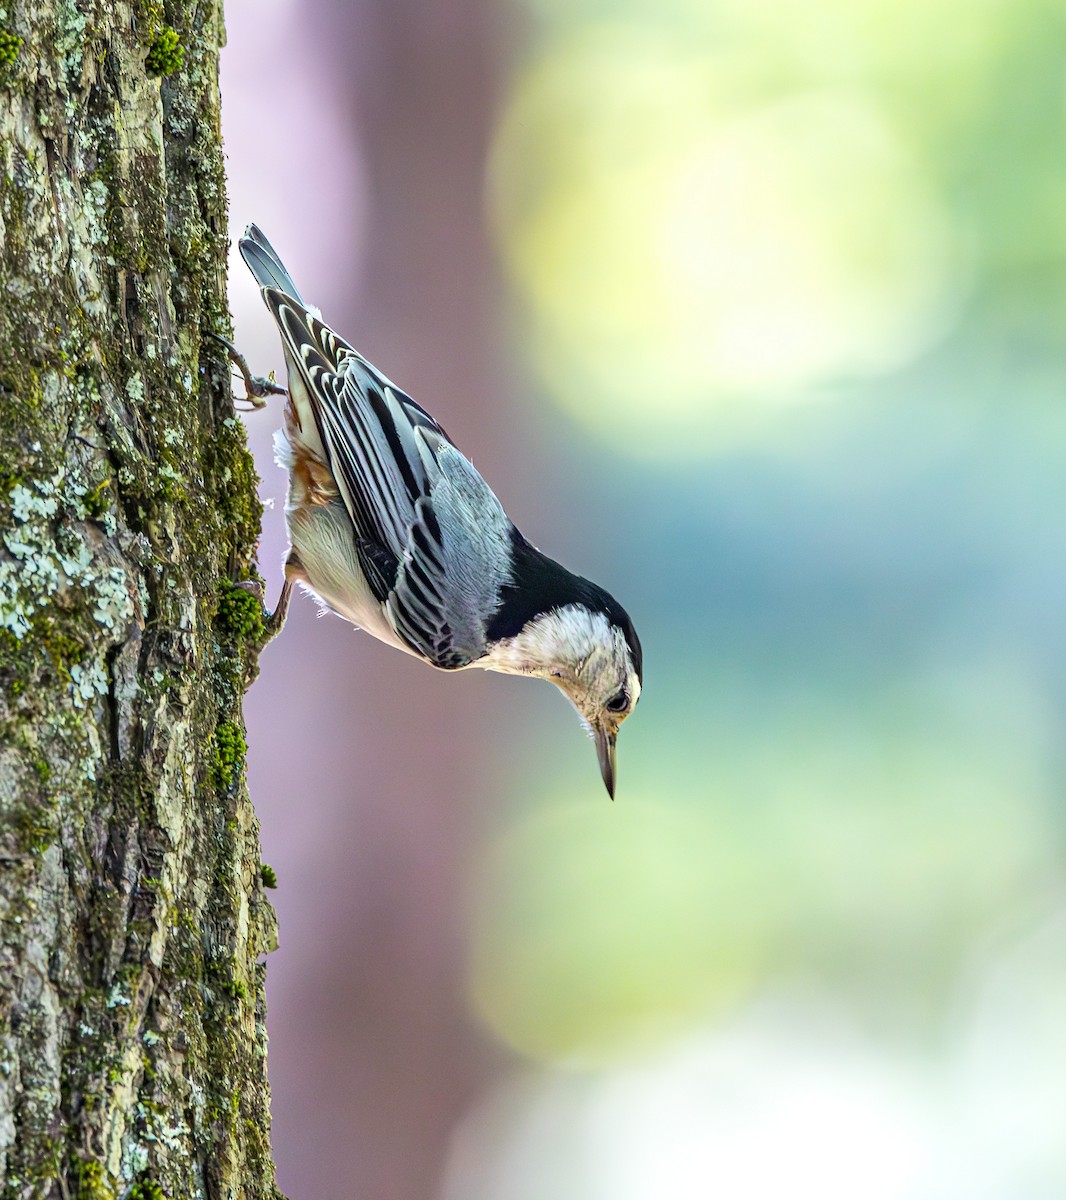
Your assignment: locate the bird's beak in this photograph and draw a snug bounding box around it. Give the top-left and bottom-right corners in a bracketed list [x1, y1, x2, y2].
[595, 727, 617, 799]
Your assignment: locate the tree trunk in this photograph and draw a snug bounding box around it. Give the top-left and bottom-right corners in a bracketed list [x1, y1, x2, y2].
[0, 1, 281, 1197]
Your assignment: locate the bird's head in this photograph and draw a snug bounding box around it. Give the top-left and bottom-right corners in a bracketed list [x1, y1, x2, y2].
[551, 611, 641, 799]
[492, 599, 642, 797]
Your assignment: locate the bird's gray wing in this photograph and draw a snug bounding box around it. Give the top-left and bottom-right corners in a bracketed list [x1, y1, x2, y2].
[263, 289, 512, 669]
[383, 430, 516, 669]
[385, 493, 470, 670]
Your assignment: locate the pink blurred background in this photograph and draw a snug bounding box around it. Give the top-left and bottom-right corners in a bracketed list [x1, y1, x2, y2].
[223, 2, 516, 1195]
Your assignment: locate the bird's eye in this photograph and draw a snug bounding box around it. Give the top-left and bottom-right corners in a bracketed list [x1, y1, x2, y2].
[606, 691, 629, 714]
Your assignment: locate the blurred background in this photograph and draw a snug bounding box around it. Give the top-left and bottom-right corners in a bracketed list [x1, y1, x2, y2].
[222, 0, 1066, 1196]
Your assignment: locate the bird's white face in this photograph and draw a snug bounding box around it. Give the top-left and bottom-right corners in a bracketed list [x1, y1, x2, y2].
[480, 604, 641, 796]
[553, 619, 641, 800]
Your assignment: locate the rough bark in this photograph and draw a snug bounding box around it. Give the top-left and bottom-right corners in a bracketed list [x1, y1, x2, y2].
[0, 1, 280, 1197]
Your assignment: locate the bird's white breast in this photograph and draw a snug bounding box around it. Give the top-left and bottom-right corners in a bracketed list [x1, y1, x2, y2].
[286, 498, 420, 659]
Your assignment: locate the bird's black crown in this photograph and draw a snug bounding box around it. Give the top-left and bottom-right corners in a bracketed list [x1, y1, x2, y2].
[486, 529, 642, 683]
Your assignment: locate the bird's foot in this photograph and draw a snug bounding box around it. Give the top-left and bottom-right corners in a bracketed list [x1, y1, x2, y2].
[236, 577, 294, 646]
[209, 332, 287, 411]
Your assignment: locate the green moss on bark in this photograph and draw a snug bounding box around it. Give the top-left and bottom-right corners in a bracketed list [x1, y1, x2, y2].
[0, 28, 21, 68]
[212, 720, 248, 791]
[145, 27, 182, 76]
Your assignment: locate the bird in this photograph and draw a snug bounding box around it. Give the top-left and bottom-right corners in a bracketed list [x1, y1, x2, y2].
[221, 224, 642, 797]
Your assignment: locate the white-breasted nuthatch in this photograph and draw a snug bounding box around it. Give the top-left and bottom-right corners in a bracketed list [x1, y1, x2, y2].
[224, 225, 642, 796]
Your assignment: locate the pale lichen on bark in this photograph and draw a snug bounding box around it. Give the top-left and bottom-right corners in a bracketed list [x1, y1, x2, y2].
[0, 0, 281, 1196]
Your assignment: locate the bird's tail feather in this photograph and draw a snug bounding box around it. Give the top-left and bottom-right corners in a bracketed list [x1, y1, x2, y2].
[239, 224, 306, 304]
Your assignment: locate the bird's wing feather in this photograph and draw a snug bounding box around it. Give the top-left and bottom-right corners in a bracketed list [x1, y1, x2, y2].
[266, 289, 441, 549]
[386, 497, 470, 669]
[261, 288, 512, 669]
[385, 432, 516, 667]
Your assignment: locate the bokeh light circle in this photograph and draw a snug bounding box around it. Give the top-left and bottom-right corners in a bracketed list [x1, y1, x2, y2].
[489, 32, 965, 450]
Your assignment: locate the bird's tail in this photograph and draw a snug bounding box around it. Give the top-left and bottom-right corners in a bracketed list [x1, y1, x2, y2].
[239, 224, 306, 305]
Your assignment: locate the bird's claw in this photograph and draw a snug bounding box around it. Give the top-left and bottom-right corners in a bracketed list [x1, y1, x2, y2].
[235, 577, 293, 646]
[234, 579, 266, 605]
[209, 332, 287, 410]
